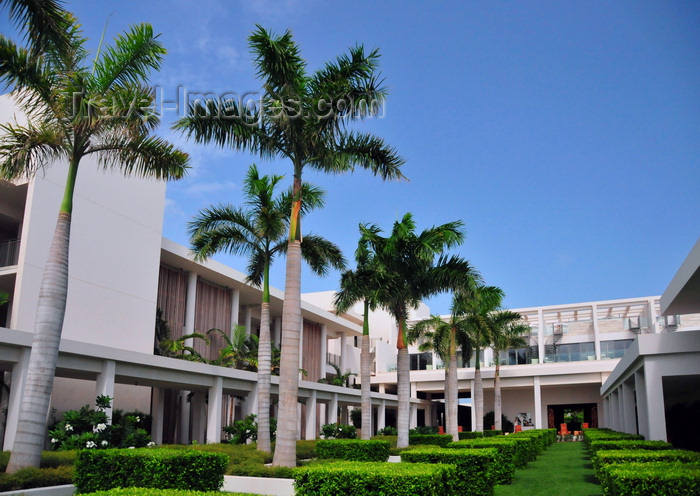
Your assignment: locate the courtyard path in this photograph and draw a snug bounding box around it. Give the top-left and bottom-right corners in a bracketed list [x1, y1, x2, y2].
[494, 442, 602, 496]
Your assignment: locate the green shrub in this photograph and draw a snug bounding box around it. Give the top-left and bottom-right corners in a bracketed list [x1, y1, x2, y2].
[372, 435, 398, 447]
[600, 461, 700, 496]
[295, 461, 457, 496]
[458, 430, 503, 440]
[316, 439, 390, 462]
[320, 423, 357, 439]
[222, 414, 277, 444]
[582, 428, 644, 449]
[402, 447, 497, 496]
[409, 434, 453, 448]
[510, 430, 549, 455]
[377, 426, 398, 436]
[295, 440, 318, 461]
[74, 448, 227, 493]
[589, 440, 674, 454]
[592, 449, 700, 480]
[410, 425, 439, 435]
[227, 460, 294, 479]
[0, 450, 77, 473]
[447, 439, 516, 484]
[0, 465, 73, 491]
[89, 489, 261, 496]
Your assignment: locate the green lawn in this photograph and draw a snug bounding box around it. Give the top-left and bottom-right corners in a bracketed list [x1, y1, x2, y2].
[495, 442, 602, 496]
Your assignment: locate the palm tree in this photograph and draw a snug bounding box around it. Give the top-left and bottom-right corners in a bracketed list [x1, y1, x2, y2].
[207, 326, 259, 370]
[458, 285, 505, 432]
[490, 312, 529, 431]
[0, 14, 188, 472]
[188, 164, 345, 454]
[0, 0, 72, 56]
[175, 26, 404, 466]
[333, 225, 387, 439]
[359, 213, 479, 447]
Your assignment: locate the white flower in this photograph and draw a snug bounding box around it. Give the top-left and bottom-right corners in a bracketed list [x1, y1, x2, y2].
[64, 423, 73, 432]
[51, 438, 58, 443]
[134, 416, 140, 423]
[93, 423, 107, 433]
[85, 441, 96, 448]
[128, 446, 135, 449]
[101, 440, 109, 446]
[147, 441, 156, 447]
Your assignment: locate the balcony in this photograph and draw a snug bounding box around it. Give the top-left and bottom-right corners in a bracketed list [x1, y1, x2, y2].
[0, 238, 19, 267]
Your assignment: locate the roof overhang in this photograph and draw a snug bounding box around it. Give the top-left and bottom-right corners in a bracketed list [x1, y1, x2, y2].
[660, 238, 700, 316]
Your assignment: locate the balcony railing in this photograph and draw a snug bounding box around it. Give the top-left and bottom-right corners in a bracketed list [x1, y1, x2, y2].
[327, 352, 341, 367]
[0, 238, 20, 267]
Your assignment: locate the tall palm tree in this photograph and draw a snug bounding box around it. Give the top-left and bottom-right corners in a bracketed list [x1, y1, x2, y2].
[188, 164, 345, 454]
[0, 14, 188, 472]
[490, 312, 529, 431]
[0, 0, 72, 56]
[359, 213, 479, 447]
[458, 285, 505, 432]
[175, 26, 404, 466]
[333, 227, 386, 440]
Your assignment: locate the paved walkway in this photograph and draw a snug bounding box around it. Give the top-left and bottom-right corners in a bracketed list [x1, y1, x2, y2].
[495, 442, 602, 496]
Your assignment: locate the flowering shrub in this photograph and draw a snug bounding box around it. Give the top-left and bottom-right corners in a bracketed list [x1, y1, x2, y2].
[48, 396, 152, 450]
[222, 414, 277, 444]
[320, 423, 357, 439]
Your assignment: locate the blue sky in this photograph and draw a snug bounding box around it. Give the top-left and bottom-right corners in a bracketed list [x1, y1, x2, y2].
[3, 1, 699, 314]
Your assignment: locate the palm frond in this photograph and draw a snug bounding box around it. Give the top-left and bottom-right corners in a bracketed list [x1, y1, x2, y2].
[248, 25, 306, 95]
[187, 204, 259, 262]
[0, 36, 56, 115]
[0, 0, 72, 55]
[299, 234, 347, 276]
[0, 121, 66, 179]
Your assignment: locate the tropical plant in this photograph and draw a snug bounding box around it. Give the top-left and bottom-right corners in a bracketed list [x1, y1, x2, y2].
[490, 313, 529, 430]
[157, 332, 209, 362]
[318, 362, 356, 388]
[207, 326, 259, 371]
[334, 225, 386, 439]
[357, 213, 479, 447]
[223, 414, 277, 445]
[188, 164, 345, 454]
[0, 10, 188, 471]
[457, 285, 506, 432]
[0, 0, 72, 56]
[0, 291, 7, 306]
[175, 26, 404, 466]
[376, 425, 397, 436]
[320, 423, 357, 439]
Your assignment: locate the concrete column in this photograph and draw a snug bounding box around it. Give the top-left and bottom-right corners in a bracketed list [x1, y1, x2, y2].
[612, 390, 621, 431]
[179, 391, 190, 444]
[305, 391, 317, 440]
[244, 306, 252, 335]
[647, 298, 660, 334]
[642, 360, 667, 441]
[245, 384, 259, 417]
[537, 309, 545, 363]
[207, 377, 223, 444]
[634, 370, 649, 439]
[621, 380, 637, 434]
[329, 394, 339, 425]
[339, 332, 347, 373]
[151, 388, 165, 445]
[424, 394, 432, 426]
[378, 400, 386, 430]
[3, 348, 29, 450]
[592, 303, 601, 360]
[320, 324, 327, 380]
[191, 392, 206, 444]
[470, 379, 476, 431]
[95, 360, 116, 423]
[602, 395, 610, 429]
[410, 403, 417, 429]
[272, 318, 281, 347]
[533, 376, 542, 429]
[230, 288, 240, 332]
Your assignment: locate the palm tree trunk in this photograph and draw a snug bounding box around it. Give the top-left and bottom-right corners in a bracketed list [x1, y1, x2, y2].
[474, 347, 483, 432]
[272, 240, 302, 467]
[446, 328, 458, 441]
[494, 361, 502, 431]
[257, 300, 272, 453]
[360, 321, 371, 440]
[6, 212, 71, 472]
[396, 318, 410, 448]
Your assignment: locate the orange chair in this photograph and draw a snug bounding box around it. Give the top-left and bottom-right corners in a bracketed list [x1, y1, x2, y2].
[582, 423, 589, 429]
[438, 426, 445, 435]
[559, 423, 570, 436]
[514, 425, 522, 433]
[458, 426, 463, 432]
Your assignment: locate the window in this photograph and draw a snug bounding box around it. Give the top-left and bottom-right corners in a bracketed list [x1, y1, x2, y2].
[600, 339, 633, 359]
[410, 352, 433, 370]
[545, 342, 595, 362]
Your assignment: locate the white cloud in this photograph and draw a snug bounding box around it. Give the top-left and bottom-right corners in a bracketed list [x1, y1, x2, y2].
[184, 180, 238, 198]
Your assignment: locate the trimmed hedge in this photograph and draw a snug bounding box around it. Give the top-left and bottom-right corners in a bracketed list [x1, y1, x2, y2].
[401, 447, 498, 496]
[447, 440, 516, 484]
[0, 450, 77, 471]
[409, 434, 454, 448]
[510, 429, 556, 452]
[295, 461, 457, 496]
[583, 428, 644, 449]
[458, 430, 503, 440]
[316, 439, 390, 462]
[89, 490, 260, 496]
[0, 465, 73, 492]
[600, 461, 700, 496]
[589, 440, 674, 454]
[592, 449, 700, 480]
[74, 448, 227, 493]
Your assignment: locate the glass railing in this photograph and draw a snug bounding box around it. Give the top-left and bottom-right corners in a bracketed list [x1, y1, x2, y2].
[0, 238, 20, 267]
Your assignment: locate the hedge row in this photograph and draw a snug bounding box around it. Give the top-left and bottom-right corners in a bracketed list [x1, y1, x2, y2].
[295, 461, 457, 496]
[408, 434, 454, 448]
[74, 448, 227, 493]
[592, 449, 700, 480]
[401, 447, 497, 496]
[599, 461, 700, 496]
[588, 440, 674, 454]
[316, 439, 390, 462]
[510, 428, 557, 451]
[0, 465, 73, 492]
[458, 430, 503, 440]
[447, 439, 516, 484]
[0, 450, 76, 471]
[582, 428, 644, 449]
[89, 489, 261, 496]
